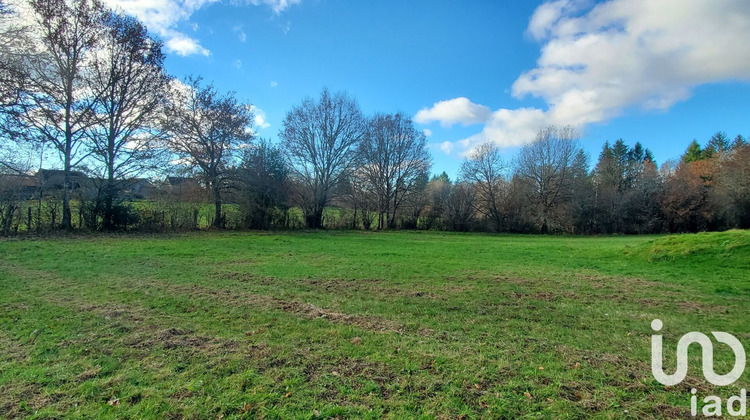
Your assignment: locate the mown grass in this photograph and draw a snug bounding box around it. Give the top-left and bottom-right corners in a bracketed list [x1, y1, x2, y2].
[0, 230, 749, 418]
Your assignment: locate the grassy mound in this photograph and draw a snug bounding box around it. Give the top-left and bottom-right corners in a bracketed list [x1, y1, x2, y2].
[628, 230, 750, 265]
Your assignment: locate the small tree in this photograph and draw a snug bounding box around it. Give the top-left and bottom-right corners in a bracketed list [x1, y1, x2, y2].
[357, 112, 431, 229]
[515, 126, 579, 233]
[459, 142, 507, 232]
[280, 88, 366, 228]
[444, 182, 476, 232]
[164, 77, 254, 228]
[236, 139, 289, 229]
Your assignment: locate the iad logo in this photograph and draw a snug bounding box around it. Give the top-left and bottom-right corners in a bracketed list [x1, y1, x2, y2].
[651, 319, 748, 417]
[651, 319, 746, 386]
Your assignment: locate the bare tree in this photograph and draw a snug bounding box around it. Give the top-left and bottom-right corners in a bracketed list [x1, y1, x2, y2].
[0, 143, 33, 235]
[516, 126, 579, 233]
[17, 0, 104, 229]
[0, 1, 28, 117]
[714, 143, 750, 228]
[236, 138, 289, 230]
[87, 11, 169, 230]
[357, 112, 431, 229]
[459, 142, 507, 232]
[164, 77, 254, 228]
[342, 168, 377, 230]
[445, 182, 476, 232]
[280, 88, 366, 228]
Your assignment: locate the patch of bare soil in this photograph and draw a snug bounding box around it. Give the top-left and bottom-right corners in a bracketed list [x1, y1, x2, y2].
[0, 383, 64, 420]
[278, 301, 403, 332]
[171, 282, 405, 334]
[300, 354, 398, 401]
[0, 334, 29, 364]
[302, 278, 442, 300]
[123, 327, 238, 353]
[76, 303, 146, 322]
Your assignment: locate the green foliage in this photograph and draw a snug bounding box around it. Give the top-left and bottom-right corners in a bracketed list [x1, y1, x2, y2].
[683, 139, 704, 163]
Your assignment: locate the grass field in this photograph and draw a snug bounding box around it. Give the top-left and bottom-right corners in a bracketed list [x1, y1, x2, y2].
[1, 230, 749, 418]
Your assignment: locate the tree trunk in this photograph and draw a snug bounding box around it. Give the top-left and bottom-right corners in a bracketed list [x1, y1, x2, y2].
[213, 185, 222, 229]
[103, 157, 116, 230]
[62, 153, 72, 230]
[3, 204, 16, 236]
[305, 209, 323, 229]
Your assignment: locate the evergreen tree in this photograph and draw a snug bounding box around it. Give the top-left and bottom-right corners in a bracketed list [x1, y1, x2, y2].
[731, 134, 747, 150]
[704, 131, 730, 158]
[683, 140, 703, 163]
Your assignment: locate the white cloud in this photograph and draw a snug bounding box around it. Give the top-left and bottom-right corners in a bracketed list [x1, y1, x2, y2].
[439, 141, 454, 155]
[270, 81, 278, 88]
[280, 20, 291, 34]
[248, 0, 302, 14]
[527, 0, 589, 41]
[104, 0, 302, 56]
[233, 25, 247, 42]
[165, 32, 210, 56]
[103, 0, 215, 56]
[414, 97, 491, 127]
[423, 129, 432, 137]
[234, 59, 242, 69]
[417, 0, 750, 152]
[250, 105, 270, 129]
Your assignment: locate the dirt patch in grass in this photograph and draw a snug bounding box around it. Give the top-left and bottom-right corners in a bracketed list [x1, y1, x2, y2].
[300, 354, 398, 402]
[279, 300, 403, 332]
[0, 334, 29, 364]
[302, 278, 443, 300]
[77, 303, 147, 322]
[171, 282, 405, 334]
[123, 326, 239, 353]
[0, 382, 65, 420]
[509, 291, 579, 301]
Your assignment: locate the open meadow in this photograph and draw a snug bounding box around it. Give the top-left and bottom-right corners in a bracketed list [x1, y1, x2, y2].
[1, 230, 749, 418]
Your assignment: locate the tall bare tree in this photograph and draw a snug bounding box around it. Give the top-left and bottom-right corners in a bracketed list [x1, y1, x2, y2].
[17, 0, 104, 229]
[280, 88, 366, 228]
[459, 142, 507, 232]
[516, 125, 579, 233]
[87, 11, 169, 230]
[357, 112, 431, 229]
[164, 77, 254, 228]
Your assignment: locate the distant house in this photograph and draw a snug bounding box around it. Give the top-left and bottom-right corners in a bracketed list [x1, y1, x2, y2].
[0, 174, 39, 199]
[166, 177, 205, 201]
[122, 178, 157, 200]
[37, 169, 89, 191]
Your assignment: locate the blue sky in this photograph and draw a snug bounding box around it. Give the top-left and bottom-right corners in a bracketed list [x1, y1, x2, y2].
[104, 0, 750, 178]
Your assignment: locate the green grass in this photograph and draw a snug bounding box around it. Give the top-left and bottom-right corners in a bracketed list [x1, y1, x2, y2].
[1, 230, 749, 418]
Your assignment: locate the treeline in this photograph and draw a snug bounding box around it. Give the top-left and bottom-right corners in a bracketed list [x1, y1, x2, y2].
[453, 129, 749, 234]
[0, 0, 748, 235]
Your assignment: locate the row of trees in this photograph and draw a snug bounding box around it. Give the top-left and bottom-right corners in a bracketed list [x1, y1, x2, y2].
[0, 0, 257, 230]
[0, 0, 432, 232]
[451, 130, 749, 234]
[1, 0, 747, 235]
